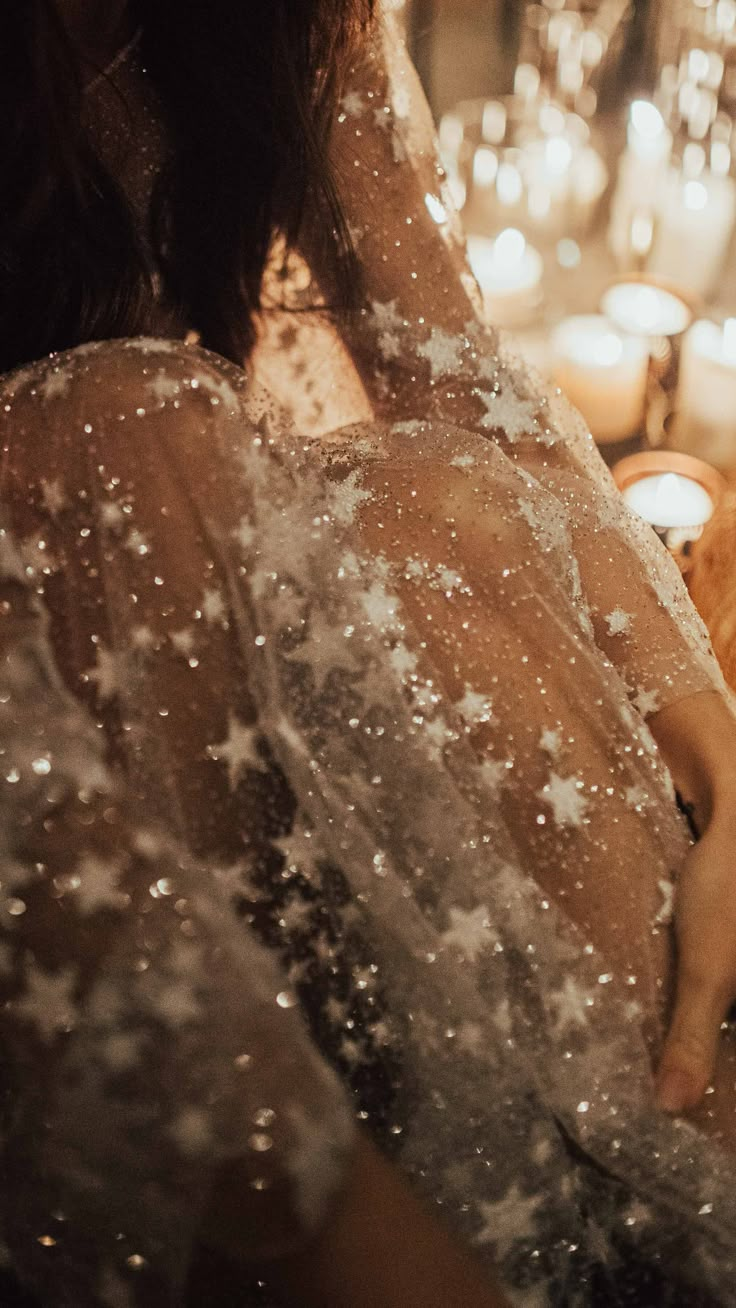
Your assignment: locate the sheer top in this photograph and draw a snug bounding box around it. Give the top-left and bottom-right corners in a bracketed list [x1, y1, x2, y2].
[0, 5, 735, 1306]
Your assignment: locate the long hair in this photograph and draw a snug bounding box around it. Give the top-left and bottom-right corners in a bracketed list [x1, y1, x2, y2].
[0, 0, 375, 374]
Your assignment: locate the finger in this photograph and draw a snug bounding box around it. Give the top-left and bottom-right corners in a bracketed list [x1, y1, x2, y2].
[655, 970, 729, 1113]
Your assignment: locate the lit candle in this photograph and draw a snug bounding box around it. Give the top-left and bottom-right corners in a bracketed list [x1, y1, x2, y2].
[648, 169, 736, 298]
[466, 228, 543, 328]
[612, 450, 724, 564]
[674, 318, 736, 466]
[610, 101, 671, 263]
[622, 472, 714, 528]
[551, 315, 649, 443]
[524, 135, 607, 232]
[601, 281, 692, 338]
[627, 100, 672, 165]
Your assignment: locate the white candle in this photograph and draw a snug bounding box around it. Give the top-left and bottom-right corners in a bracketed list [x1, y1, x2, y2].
[551, 315, 649, 443]
[467, 228, 543, 328]
[601, 282, 692, 338]
[648, 168, 736, 298]
[524, 136, 607, 231]
[675, 317, 736, 465]
[622, 472, 714, 528]
[610, 101, 672, 262]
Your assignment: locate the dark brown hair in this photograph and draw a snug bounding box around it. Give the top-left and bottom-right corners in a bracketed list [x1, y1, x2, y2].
[0, 0, 375, 374]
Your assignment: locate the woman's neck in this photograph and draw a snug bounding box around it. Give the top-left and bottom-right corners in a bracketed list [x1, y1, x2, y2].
[55, 0, 134, 70]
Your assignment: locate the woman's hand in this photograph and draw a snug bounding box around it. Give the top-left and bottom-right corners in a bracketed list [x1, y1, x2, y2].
[649, 690, 736, 1113]
[656, 813, 736, 1112]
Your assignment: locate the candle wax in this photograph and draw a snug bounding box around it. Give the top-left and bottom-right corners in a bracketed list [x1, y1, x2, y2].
[622, 472, 714, 528]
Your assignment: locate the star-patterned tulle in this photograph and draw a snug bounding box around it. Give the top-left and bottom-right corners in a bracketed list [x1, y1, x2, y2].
[1, 4, 736, 1307]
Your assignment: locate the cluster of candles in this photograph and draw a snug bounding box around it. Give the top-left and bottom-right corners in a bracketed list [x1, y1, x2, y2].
[440, 94, 609, 245]
[610, 99, 736, 298]
[464, 227, 729, 554]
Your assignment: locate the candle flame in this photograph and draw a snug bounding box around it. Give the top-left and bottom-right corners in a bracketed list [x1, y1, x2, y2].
[630, 100, 665, 139]
[493, 227, 526, 265]
[472, 147, 498, 188]
[545, 135, 574, 176]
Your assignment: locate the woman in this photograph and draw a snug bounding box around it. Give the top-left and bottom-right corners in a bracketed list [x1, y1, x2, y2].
[3, 1, 736, 1304]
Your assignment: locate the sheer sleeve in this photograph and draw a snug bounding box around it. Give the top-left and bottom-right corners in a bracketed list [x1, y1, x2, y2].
[0, 524, 354, 1305]
[321, 3, 725, 717]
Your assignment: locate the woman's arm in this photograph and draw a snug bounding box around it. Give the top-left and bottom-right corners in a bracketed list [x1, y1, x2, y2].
[0, 553, 511, 1307]
[649, 692, 736, 1113]
[203, 1136, 511, 1308]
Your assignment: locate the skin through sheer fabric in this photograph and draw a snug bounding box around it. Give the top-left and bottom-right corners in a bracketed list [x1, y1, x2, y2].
[2, 4, 736, 1305]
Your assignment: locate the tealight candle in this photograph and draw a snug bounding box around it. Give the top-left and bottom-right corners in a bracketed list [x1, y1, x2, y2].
[674, 318, 736, 465]
[622, 472, 714, 528]
[601, 281, 692, 339]
[551, 315, 649, 443]
[612, 450, 725, 564]
[467, 228, 543, 328]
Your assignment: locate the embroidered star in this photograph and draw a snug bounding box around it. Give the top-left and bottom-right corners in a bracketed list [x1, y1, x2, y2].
[149, 373, 183, 403]
[124, 527, 151, 557]
[200, 586, 227, 625]
[549, 976, 593, 1037]
[341, 91, 365, 118]
[85, 645, 126, 703]
[389, 642, 418, 680]
[361, 582, 402, 633]
[278, 895, 315, 935]
[625, 784, 648, 810]
[131, 624, 157, 653]
[540, 727, 562, 758]
[477, 383, 540, 442]
[441, 904, 496, 962]
[233, 516, 256, 552]
[416, 328, 466, 380]
[273, 823, 320, 878]
[328, 470, 373, 526]
[40, 368, 72, 400]
[12, 964, 78, 1042]
[170, 628, 196, 658]
[207, 713, 269, 788]
[538, 772, 588, 828]
[286, 609, 360, 694]
[605, 607, 632, 637]
[456, 686, 494, 726]
[40, 478, 67, 517]
[473, 1184, 543, 1256]
[20, 531, 56, 576]
[478, 757, 509, 798]
[69, 854, 126, 916]
[99, 501, 126, 532]
[634, 687, 661, 717]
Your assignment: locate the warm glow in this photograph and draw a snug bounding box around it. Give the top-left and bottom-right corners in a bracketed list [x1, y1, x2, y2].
[496, 163, 523, 205]
[630, 100, 665, 139]
[473, 147, 498, 188]
[493, 228, 527, 265]
[544, 135, 574, 176]
[723, 318, 736, 363]
[684, 179, 709, 211]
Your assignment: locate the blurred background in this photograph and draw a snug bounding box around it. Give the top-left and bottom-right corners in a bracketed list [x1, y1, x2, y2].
[393, 0, 736, 549]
